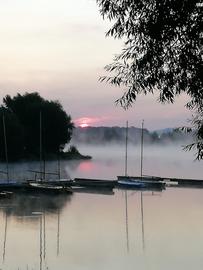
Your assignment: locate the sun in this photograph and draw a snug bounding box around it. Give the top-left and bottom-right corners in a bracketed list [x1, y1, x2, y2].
[76, 117, 91, 128]
[80, 123, 89, 128]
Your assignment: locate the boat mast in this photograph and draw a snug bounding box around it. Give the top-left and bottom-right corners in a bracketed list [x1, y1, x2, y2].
[140, 120, 144, 179]
[39, 111, 43, 181]
[125, 121, 128, 177]
[2, 113, 9, 182]
[57, 154, 61, 180]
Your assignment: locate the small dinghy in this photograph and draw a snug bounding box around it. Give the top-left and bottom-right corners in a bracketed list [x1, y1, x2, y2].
[27, 182, 73, 194]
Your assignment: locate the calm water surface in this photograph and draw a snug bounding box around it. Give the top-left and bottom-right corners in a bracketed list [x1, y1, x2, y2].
[0, 144, 203, 270]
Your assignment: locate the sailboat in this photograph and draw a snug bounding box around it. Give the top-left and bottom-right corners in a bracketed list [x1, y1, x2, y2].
[117, 121, 146, 188]
[117, 121, 165, 190]
[26, 111, 73, 194]
[0, 113, 23, 192]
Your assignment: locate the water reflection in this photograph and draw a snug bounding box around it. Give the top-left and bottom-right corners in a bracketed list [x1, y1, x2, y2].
[140, 192, 145, 252]
[124, 191, 129, 253]
[0, 193, 72, 217]
[2, 211, 8, 263]
[0, 193, 72, 270]
[57, 209, 60, 257]
[0, 188, 203, 269]
[39, 213, 43, 270]
[0, 144, 203, 269]
[123, 190, 162, 256]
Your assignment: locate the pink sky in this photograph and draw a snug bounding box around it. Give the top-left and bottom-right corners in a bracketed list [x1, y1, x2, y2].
[0, 0, 192, 130]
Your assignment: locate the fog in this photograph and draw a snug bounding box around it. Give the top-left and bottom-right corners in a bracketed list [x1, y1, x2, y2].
[68, 143, 202, 180]
[0, 143, 203, 270]
[0, 143, 201, 182]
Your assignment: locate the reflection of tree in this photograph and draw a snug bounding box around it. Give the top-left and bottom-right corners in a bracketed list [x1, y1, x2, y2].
[0, 194, 72, 218]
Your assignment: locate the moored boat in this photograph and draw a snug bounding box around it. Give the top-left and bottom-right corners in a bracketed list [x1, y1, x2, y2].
[71, 186, 115, 195]
[117, 176, 165, 189]
[25, 182, 73, 194]
[117, 121, 165, 190]
[117, 179, 147, 188]
[73, 178, 117, 188]
[27, 178, 73, 187]
[0, 181, 26, 191]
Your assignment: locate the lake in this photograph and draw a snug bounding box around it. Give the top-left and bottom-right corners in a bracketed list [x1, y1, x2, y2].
[0, 144, 203, 270]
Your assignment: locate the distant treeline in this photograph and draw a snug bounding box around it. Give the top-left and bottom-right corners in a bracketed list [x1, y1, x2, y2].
[72, 126, 192, 145]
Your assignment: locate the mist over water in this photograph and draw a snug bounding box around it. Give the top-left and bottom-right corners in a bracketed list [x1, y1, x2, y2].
[0, 142, 201, 181]
[0, 144, 203, 270]
[70, 143, 202, 180]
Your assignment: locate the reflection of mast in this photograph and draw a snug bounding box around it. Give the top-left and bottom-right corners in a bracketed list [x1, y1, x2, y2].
[125, 191, 129, 253]
[140, 192, 145, 251]
[39, 214, 42, 270]
[57, 209, 60, 256]
[43, 212, 46, 260]
[2, 212, 8, 263]
[35, 210, 47, 270]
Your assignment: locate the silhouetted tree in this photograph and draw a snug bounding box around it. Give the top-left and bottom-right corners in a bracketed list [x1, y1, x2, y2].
[3, 92, 74, 158]
[182, 114, 203, 159]
[0, 107, 24, 161]
[96, 0, 202, 157]
[97, 0, 202, 107]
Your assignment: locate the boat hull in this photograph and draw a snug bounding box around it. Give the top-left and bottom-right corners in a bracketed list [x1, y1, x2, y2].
[73, 178, 117, 188]
[24, 183, 73, 194]
[117, 176, 165, 190]
[117, 180, 147, 188]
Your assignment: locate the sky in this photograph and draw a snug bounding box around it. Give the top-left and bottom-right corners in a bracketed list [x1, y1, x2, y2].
[0, 0, 192, 130]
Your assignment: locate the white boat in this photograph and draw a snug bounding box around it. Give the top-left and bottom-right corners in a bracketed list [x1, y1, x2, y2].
[27, 182, 73, 194]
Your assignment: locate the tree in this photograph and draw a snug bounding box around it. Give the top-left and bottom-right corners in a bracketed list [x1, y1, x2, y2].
[3, 92, 74, 158]
[0, 106, 24, 161]
[96, 0, 202, 157]
[97, 0, 202, 107]
[182, 114, 203, 160]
